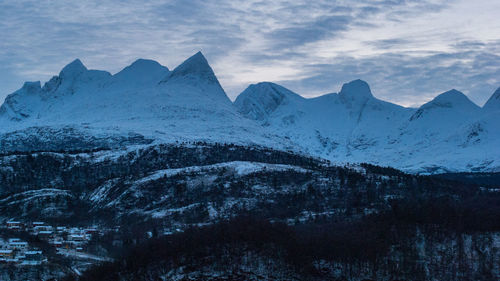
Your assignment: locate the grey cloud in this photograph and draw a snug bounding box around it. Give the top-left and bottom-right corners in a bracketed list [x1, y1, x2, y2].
[366, 38, 412, 49]
[0, 0, 498, 109]
[276, 43, 500, 107]
[265, 15, 353, 49]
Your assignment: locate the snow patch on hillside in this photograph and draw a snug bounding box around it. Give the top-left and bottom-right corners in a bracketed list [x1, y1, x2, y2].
[135, 161, 310, 184]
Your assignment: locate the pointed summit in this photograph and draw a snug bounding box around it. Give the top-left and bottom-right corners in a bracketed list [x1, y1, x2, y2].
[424, 89, 480, 111]
[339, 79, 373, 103]
[21, 81, 42, 94]
[432, 89, 466, 102]
[410, 89, 480, 121]
[115, 59, 169, 82]
[235, 82, 303, 121]
[483, 87, 500, 112]
[59, 59, 87, 79]
[157, 51, 231, 104]
[167, 51, 218, 83]
[125, 59, 167, 72]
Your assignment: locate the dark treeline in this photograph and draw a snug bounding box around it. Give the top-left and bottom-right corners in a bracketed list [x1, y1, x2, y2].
[0, 126, 153, 155]
[433, 172, 500, 188]
[0, 142, 498, 280]
[67, 190, 500, 281]
[1, 142, 497, 227]
[0, 142, 321, 196]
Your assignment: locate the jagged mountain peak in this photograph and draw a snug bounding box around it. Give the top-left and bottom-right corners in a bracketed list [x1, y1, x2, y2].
[483, 87, 500, 112]
[409, 89, 479, 122]
[235, 82, 302, 121]
[422, 89, 480, 111]
[59, 58, 87, 79]
[166, 51, 217, 82]
[494, 87, 500, 97]
[114, 58, 169, 82]
[158, 51, 230, 103]
[0, 53, 278, 147]
[433, 89, 466, 101]
[0, 54, 497, 174]
[338, 79, 373, 103]
[0, 81, 44, 121]
[40, 58, 111, 95]
[244, 82, 302, 100]
[123, 59, 168, 73]
[21, 81, 42, 93]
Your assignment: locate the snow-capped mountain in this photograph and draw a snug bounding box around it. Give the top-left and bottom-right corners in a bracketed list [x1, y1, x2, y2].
[396, 90, 481, 152]
[235, 80, 412, 158]
[483, 87, 500, 113]
[0, 52, 287, 151]
[0, 52, 498, 173]
[235, 81, 500, 173]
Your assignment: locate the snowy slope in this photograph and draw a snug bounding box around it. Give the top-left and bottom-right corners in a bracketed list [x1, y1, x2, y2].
[235, 81, 500, 173]
[394, 90, 480, 151]
[0, 52, 289, 149]
[0, 52, 498, 173]
[483, 87, 500, 113]
[235, 80, 413, 160]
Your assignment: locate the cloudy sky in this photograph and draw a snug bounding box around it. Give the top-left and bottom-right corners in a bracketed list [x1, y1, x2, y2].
[0, 0, 499, 107]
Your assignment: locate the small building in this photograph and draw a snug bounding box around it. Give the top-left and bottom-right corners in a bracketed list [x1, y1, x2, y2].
[68, 227, 82, 235]
[50, 240, 63, 248]
[32, 222, 45, 227]
[68, 234, 86, 242]
[6, 220, 23, 230]
[9, 240, 28, 250]
[33, 225, 53, 233]
[37, 230, 54, 239]
[56, 226, 67, 233]
[21, 260, 42, 265]
[84, 228, 99, 235]
[0, 249, 13, 259]
[4, 257, 19, 263]
[6, 220, 21, 229]
[24, 250, 43, 263]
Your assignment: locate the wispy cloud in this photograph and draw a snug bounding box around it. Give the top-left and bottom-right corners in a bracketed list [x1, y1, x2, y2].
[0, 0, 499, 107]
[278, 42, 500, 107]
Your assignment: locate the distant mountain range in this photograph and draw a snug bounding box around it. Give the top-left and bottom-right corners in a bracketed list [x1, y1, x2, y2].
[1, 52, 498, 173]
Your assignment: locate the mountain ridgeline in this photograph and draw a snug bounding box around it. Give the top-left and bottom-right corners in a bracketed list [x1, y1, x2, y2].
[0, 52, 498, 173]
[0, 53, 499, 280]
[235, 80, 499, 173]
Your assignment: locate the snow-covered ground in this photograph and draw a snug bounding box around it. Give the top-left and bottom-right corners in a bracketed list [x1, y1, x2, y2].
[0, 189, 73, 206]
[0, 52, 291, 151]
[235, 80, 500, 173]
[57, 249, 112, 262]
[135, 161, 310, 184]
[0, 52, 498, 173]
